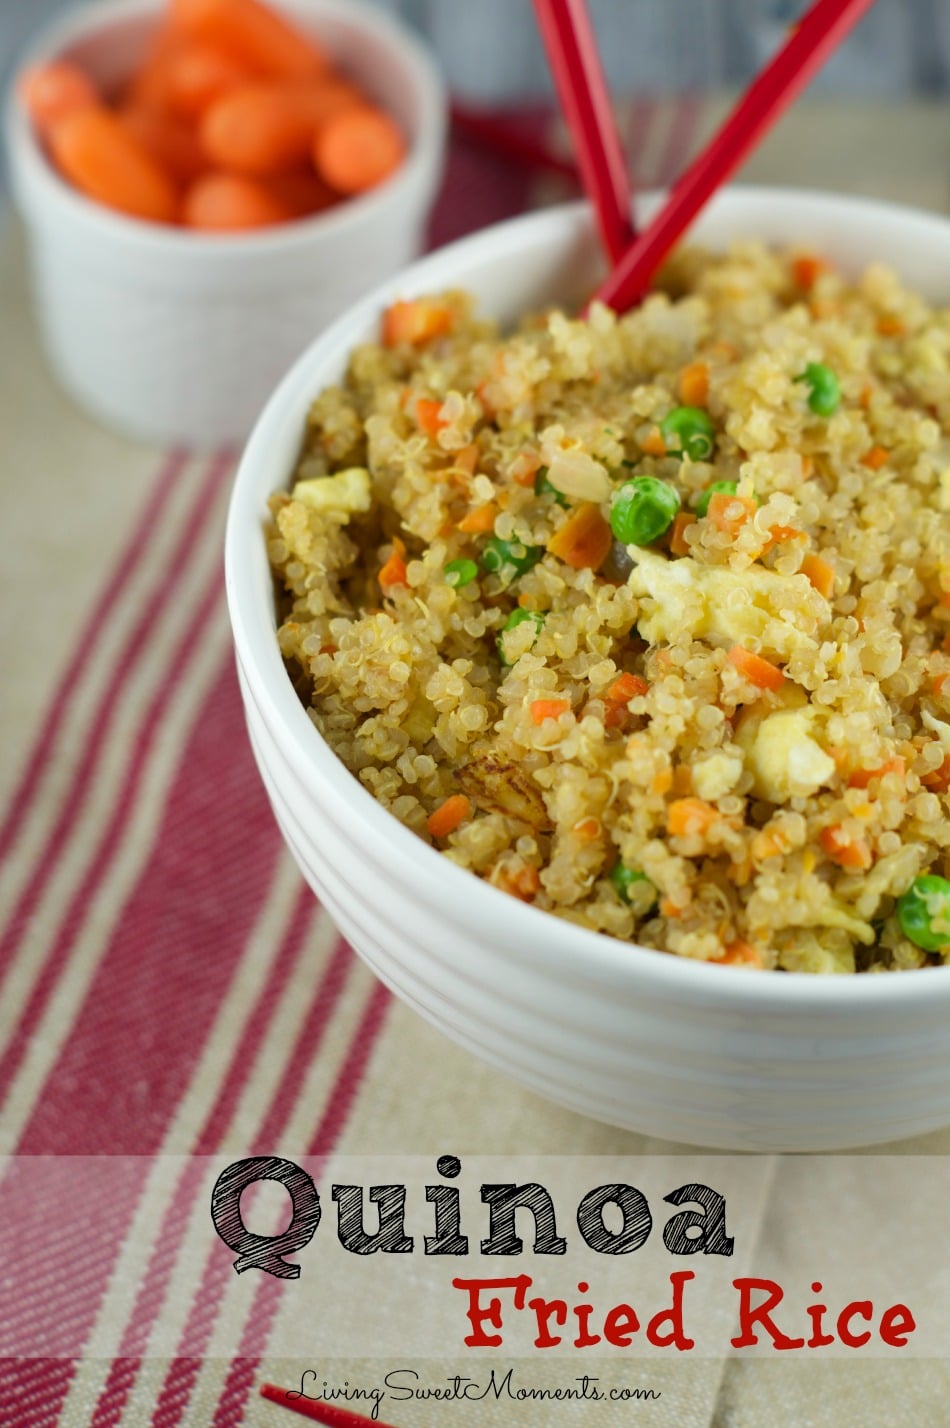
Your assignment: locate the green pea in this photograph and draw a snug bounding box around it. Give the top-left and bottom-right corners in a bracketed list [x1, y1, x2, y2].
[796, 361, 841, 417]
[443, 558, 479, 589]
[660, 406, 716, 461]
[897, 874, 950, 952]
[481, 536, 544, 585]
[610, 476, 681, 546]
[611, 856, 657, 913]
[696, 480, 737, 518]
[534, 465, 569, 507]
[497, 608, 544, 665]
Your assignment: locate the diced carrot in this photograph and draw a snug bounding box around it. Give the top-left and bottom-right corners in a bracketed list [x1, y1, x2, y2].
[707, 491, 756, 534]
[603, 672, 648, 730]
[495, 861, 541, 901]
[706, 340, 739, 362]
[546, 502, 612, 570]
[640, 426, 666, 457]
[382, 298, 455, 347]
[511, 450, 542, 486]
[452, 443, 480, 476]
[810, 297, 839, 319]
[758, 522, 802, 557]
[659, 897, 682, 918]
[529, 698, 571, 725]
[182, 171, 292, 228]
[711, 939, 763, 968]
[426, 793, 471, 839]
[933, 673, 950, 698]
[666, 797, 720, 838]
[726, 645, 785, 691]
[751, 828, 785, 861]
[414, 397, 447, 439]
[678, 361, 709, 407]
[201, 81, 358, 176]
[118, 104, 209, 186]
[877, 315, 905, 337]
[314, 106, 406, 194]
[801, 553, 835, 599]
[572, 816, 601, 841]
[922, 756, 950, 793]
[651, 767, 674, 796]
[791, 254, 828, 290]
[607, 673, 648, 704]
[847, 757, 906, 790]
[669, 511, 696, 556]
[47, 106, 179, 223]
[19, 61, 99, 135]
[169, 0, 328, 81]
[861, 445, 890, 470]
[457, 502, 496, 534]
[378, 536, 407, 589]
[819, 825, 873, 870]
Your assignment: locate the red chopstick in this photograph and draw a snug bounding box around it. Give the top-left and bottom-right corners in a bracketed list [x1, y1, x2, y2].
[532, 0, 636, 262]
[261, 1383, 399, 1427]
[595, 0, 878, 312]
[450, 101, 580, 181]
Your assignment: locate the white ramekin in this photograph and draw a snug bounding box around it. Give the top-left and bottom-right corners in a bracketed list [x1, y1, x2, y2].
[5, 0, 446, 449]
[227, 190, 950, 1151]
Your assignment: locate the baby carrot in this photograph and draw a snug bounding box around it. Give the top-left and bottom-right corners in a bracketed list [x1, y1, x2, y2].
[19, 61, 99, 135]
[426, 794, 471, 839]
[47, 106, 179, 223]
[118, 104, 209, 186]
[169, 0, 328, 80]
[182, 171, 292, 228]
[313, 106, 406, 194]
[201, 81, 357, 176]
[162, 42, 251, 118]
[726, 645, 785, 691]
[264, 166, 336, 218]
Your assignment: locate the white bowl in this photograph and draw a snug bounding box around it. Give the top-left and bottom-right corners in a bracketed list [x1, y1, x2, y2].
[227, 190, 950, 1151]
[5, 0, 446, 449]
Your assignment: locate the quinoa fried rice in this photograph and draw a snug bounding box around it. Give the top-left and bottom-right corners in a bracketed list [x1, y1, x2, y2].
[267, 242, 950, 974]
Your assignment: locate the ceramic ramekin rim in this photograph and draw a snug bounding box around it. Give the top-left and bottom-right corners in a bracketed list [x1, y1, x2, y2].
[4, 0, 447, 262]
[226, 188, 950, 1011]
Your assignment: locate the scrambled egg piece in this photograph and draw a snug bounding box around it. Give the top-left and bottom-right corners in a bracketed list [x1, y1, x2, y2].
[736, 705, 836, 802]
[292, 467, 372, 516]
[625, 548, 828, 659]
[691, 750, 743, 801]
